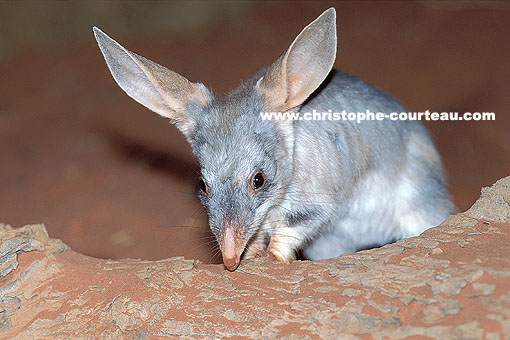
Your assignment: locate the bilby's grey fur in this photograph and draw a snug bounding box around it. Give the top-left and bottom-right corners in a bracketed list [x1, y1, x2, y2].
[93, 8, 452, 271]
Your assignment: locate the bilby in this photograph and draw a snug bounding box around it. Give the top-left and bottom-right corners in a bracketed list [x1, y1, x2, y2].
[93, 8, 452, 271]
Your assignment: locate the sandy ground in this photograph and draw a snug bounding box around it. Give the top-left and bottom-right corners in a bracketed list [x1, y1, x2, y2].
[1, 2, 509, 263]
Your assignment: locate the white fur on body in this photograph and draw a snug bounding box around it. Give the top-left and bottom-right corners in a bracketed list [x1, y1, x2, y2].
[302, 149, 448, 260]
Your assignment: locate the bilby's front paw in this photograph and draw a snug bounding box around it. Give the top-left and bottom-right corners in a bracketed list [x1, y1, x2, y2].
[267, 247, 295, 264]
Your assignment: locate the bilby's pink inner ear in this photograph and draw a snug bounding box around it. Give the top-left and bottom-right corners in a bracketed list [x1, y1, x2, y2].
[93, 27, 211, 137]
[257, 8, 337, 112]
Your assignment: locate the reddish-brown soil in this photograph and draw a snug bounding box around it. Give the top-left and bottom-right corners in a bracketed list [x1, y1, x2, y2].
[1, 2, 509, 263]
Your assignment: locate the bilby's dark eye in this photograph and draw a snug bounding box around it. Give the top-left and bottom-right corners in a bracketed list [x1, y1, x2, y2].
[251, 171, 266, 192]
[199, 177, 208, 195]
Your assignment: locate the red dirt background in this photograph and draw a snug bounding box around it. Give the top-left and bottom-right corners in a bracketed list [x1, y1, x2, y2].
[1, 2, 509, 263]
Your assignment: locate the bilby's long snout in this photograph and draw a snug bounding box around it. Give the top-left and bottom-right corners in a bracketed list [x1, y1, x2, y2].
[220, 225, 244, 271]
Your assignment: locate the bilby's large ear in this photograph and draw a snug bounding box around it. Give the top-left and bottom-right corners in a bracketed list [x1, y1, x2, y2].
[93, 27, 211, 136]
[257, 8, 337, 111]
